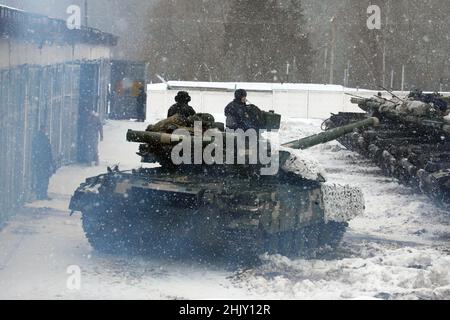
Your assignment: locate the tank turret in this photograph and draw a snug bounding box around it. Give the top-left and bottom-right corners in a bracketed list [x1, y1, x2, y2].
[127, 117, 379, 149]
[351, 95, 449, 126]
[127, 116, 379, 171]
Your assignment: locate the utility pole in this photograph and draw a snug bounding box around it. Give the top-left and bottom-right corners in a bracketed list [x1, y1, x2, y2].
[84, 0, 88, 27]
[382, 45, 386, 88]
[343, 69, 347, 87]
[292, 56, 297, 82]
[286, 62, 290, 83]
[344, 60, 350, 87]
[401, 65, 405, 92]
[390, 69, 394, 89]
[383, 2, 390, 88]
[329, 17, 337, 84]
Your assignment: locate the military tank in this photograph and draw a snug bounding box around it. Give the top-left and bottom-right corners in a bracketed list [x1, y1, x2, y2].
[70, 111, 378, 261]
[325, 91, 450, 207]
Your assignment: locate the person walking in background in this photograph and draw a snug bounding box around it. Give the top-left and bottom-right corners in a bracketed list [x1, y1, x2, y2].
[136, 82, 147, 122]
[85, 111, 104, 166]
[32, 125, 55, 200]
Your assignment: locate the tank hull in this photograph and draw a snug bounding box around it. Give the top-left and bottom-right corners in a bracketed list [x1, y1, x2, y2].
[70, 167, 358, 260]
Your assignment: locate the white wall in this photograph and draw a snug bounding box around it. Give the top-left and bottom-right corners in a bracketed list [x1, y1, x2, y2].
[146, 83, 450, 122]
[147, 87, 373, 122]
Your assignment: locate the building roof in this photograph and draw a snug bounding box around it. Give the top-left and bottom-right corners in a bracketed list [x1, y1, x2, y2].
[148, 81, 347, 92]
[147, 81, 450, 97]
[0, 4, 117, 46]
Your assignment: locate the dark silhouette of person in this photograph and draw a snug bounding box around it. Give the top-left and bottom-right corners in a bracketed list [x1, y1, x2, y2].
[168, 91, 196, 118]
[32, 125, 55, 200]
[136, 82, 147, 122]
[85, 111, 104, 166]
[225, 89, 263, 130]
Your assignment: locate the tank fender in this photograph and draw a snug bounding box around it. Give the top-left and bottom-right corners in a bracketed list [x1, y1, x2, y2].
[68, 174, 116, 212]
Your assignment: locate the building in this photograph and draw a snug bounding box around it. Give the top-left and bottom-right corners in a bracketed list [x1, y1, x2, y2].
[0, 4, 117, 222]
[0, 4, 117, 68]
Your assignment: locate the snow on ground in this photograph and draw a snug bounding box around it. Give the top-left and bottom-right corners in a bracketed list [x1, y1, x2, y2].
[235, 119, 450, 300]
[280, 119, 450, 244]
[0, 119, 449, 300]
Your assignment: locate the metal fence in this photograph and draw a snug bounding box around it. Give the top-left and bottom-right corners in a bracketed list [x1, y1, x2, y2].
[0, 60, 109, 223]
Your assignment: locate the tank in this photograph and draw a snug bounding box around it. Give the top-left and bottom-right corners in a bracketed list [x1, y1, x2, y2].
[69, 111, 378, 261]
[325, 91, 450, 207]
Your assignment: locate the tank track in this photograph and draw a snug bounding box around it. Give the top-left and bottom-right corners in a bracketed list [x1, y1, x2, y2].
[81, 201, 347, 262]
[327, 112, 450, 207]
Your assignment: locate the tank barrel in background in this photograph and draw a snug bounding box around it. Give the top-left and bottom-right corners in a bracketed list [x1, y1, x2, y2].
[352, 94, 450, 130]
[282, 117, 380, 150]
[127, 130, 184, 145]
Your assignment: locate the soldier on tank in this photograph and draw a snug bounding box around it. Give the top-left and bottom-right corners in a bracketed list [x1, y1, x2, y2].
[32, 125, 56, 200]
[168, 91, 196, 119]
[225, 89, 263, 131]
[144, 91, 197, 133]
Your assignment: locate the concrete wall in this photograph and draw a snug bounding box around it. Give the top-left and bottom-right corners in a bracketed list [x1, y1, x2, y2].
[0, 38, 112, 69]
[146, 87, 373, 122]
[146, 84, 450, 121]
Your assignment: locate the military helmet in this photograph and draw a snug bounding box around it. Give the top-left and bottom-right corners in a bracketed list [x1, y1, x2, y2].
[235, 89, 247, 100]
[175, 91, 191, 104]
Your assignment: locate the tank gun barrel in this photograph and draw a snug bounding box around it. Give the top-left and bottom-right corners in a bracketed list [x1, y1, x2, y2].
[282, 117, 380, 150]
[127, 130, 185, 145]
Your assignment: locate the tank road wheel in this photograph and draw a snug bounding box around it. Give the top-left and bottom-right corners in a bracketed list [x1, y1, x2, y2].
[266, 222, 347, 258]
[219, 222, 348, 264]
[219, 230, 264, 265]
[221, 222, 348, 264]
[317, 221, 347, 249]
[278, 231, 298, 257]
[81, 204, 146, 254]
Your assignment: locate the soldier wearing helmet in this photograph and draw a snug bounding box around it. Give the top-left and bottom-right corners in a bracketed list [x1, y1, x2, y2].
[168, 91, 197, 119]
[225, 89, 263, 130]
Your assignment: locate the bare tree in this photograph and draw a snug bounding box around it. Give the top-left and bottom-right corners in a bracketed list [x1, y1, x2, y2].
[141, 0, 312, 83]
